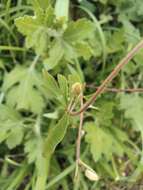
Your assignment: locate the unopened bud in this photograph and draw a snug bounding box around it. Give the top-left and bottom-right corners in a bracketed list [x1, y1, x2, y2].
[85, 169, 99, 181]
[71, 82, 82, 95]
[81, 130, 85, 137]
[122, 172, 126, 177]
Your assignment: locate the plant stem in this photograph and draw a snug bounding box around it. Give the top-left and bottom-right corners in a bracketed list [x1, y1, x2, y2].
[29, 55, 40, 71]
[34, 115, 51, 190]
[0, 45, 26, 51]
[35, 156, 51, 190]
[69, 40, 143, 116]
[46, 163, 75, 189]
[7, 164, 29, 190]
[75, 93, 84, 179]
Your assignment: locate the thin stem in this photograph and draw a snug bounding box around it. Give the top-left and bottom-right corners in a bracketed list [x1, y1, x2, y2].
[7, 164, 29, 190]
[34, 115, 50, 190]
[78, 159, 94, 172]
[75, 59, 84, 82]
[67, 94, 81, 113]
[111, 156, 120, 180]
[29, 55, 40, 71]
[69, 40, 143, 116]
[0, 45, 26, 51]
[75, 93, 84, 179]
[67, 97, 75, 112]
[46, 163, 75, 189]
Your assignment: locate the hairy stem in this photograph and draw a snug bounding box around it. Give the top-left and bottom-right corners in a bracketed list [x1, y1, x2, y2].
[69, 40, 143, 116]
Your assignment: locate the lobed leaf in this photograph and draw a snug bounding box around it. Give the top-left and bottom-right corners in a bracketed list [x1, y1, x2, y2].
[0, 105, 24, 149]
[3, 66, 45, 114]
[64, 18, 95, 43]
[44, 41, 64, 70]
[84, 122, 126, 162]
[120, 94, 143, 131]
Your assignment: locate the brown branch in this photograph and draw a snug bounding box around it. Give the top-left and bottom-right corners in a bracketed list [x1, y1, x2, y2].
[74, 93, 84, 180]
[69, 40, 143, 116]
[86, 85, 143, 93]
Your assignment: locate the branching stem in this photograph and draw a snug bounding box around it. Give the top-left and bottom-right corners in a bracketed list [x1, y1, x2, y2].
[69, 40, 143, 116]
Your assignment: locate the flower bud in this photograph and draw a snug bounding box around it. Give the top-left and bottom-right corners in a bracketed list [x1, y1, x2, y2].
[85, 169, 99, 181]
[81, 130, 85, 137]
[71, 82, 82, 95]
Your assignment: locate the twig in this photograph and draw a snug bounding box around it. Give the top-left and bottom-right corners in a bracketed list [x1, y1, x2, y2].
[74, 93, 84, 180]
[86, 85, 143, 93]
[69, 40, 143, 116]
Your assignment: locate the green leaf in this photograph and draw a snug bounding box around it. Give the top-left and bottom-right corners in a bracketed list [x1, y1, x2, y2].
[15, 6, 55, 55]
[15, 15, 40, 36]
[28, 0, 51, 10]
[119, 17, 141, 44]
[62, 41, 77, 62]
[107, 29, 124, 54]
[36, 0, 51, 9]
[44, 41, 64, 70]
[26, 28, 49, 55]
[120, 94, 143, 131]
[64, 18, 95, 43]
[42, 70, 61, 99]
[6, 127, 24, 149]
[84, 122, 125, 162]
[95, 101, 115, 127]
[134, 49, 143, 67]
[24, 136, 38, 163]
[3, 66, 45, 114]
[114, 0, 143, 22]
[0, 104, 24, 148]
[58, 74, 68, 105]
[43, 113, 69, 156]
[73, 41, 94, 60]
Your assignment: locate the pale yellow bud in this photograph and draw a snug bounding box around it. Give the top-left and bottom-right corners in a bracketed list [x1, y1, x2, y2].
[85, 169, 99, 181]
[122, 172, 126, 177]
[81, 130, 85, 137]
[71, 82, 82, 95]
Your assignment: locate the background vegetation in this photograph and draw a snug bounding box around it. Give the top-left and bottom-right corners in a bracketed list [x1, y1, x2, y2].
[0, 0, 143, 189]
